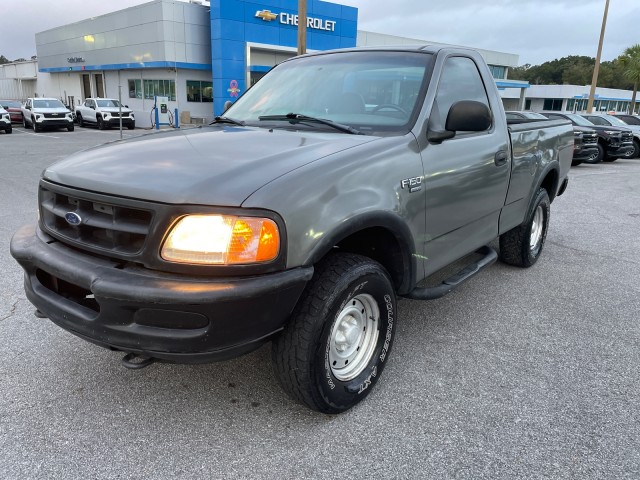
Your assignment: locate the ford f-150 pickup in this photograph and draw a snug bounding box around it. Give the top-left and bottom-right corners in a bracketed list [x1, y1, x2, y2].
[11, 46, 573, 413]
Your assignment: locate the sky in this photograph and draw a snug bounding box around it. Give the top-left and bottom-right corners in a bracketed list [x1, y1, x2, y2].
[1, 0, 638, 66]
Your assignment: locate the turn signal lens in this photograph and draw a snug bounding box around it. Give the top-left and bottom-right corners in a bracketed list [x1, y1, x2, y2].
[161, 214, 280, 265]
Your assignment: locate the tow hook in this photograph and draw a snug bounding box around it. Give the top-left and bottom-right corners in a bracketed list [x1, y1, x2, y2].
[121, 352, 156, 370]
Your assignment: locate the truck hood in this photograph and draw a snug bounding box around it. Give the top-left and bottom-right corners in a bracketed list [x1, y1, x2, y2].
[100, 107, 133, 114]
[43, 126, 378, 206]
[33, 108, 70, 114]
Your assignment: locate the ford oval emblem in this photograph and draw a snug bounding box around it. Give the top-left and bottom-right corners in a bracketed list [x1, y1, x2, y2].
[64, 212, 82, 226]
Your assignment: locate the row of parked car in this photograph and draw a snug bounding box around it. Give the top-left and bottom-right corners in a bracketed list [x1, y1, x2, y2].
[506, 110, 640, 166]
[0, 98, 135, 134]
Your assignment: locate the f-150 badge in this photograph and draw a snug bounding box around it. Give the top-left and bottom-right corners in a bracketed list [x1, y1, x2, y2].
[401, 176, 422, 193]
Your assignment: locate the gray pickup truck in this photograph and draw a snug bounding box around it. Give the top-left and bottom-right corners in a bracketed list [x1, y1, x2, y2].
[11, 46, 572, 413]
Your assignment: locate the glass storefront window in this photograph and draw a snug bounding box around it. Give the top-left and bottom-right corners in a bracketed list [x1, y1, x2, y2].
[128, 79, 142, 99]
[141, 79, 176, 101]
[187, 80, 213, 102]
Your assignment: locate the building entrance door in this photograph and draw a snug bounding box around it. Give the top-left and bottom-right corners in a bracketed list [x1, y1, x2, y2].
[95, 74, 104, 98]
[82, 74, 91, 100]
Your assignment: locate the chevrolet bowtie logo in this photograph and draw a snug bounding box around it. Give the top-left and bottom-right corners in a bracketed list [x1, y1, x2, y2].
[255, 10, 278, 21]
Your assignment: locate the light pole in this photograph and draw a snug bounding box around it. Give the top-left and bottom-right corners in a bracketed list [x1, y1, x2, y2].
[586, 0, 610, 113]
[297, 0, 307, 55]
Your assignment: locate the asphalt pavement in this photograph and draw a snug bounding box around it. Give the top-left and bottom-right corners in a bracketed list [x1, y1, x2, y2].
[1, 125, 639, 479]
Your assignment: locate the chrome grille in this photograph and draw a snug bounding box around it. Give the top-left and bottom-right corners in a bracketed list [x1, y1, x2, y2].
[39, 185, 153, 256]
[43, 112, 66, 118]
[583, 132, 598, 146]
[621, 132, 633, 143]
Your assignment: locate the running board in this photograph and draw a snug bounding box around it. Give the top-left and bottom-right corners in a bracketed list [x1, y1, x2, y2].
[405, 246, 498, 300]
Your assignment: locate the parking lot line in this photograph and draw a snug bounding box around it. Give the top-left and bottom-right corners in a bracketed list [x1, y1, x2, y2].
[13, 129, 61, 139]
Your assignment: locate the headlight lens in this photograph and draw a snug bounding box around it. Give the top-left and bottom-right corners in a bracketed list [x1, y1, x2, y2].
[604, 130, 618, 135]
[161, 214, 280, 265]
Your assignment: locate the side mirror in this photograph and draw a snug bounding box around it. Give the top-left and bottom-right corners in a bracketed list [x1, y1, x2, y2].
[428, 100, 492, 143]
[90, 106, 95, 110]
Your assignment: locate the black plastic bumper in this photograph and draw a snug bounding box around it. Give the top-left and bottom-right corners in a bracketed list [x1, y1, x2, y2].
[573, 146, 599, 161]
[606, 144, 634, 158]
[10, 224, 313, 363]
[106, 118, 134, 127]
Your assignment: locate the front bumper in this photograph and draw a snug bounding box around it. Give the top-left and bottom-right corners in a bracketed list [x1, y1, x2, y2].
[105, 116, 134, 127]
[38, 119, 74, 128]
[573, 145, 599, 161]
[11, 224, 313, 363]
[606, 143, 634, 158]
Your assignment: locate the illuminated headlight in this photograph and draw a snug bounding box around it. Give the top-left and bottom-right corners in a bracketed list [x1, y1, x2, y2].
[161, 214, 280, 265]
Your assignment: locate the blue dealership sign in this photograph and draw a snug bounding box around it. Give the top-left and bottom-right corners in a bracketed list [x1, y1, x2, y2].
[210, 0, 358, 115]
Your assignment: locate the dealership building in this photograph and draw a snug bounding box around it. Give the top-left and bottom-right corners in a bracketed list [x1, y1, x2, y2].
[1, 0, 533, 126]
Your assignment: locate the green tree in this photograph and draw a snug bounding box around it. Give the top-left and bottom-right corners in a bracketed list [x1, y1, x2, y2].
[619, 44, 640, 114]
[0, 55, 10, 65]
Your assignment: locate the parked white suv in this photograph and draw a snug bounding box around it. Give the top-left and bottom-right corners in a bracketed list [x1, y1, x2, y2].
[76, 98, 135, 130]
[0, 106, 11, 134]
[22, 98, 74, 132]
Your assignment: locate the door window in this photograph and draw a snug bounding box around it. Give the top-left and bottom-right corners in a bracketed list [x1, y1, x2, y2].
[431, 56, 491, 132]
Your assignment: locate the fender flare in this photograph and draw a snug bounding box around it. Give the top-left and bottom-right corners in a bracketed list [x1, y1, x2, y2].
[304, 211, 418, 294]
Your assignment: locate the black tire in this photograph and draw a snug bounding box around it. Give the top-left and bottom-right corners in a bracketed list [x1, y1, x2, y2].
[33, 118, 41, 133]
[67, 124, 74, 132]
[499, 188, 550, 268]
[585, 143, 604, 164]
[22, 116, 29, 129]
[97, 116, 105, 130]
[571, 159, 582, 166]
[77, 114, 84, 127]
[272, 253, 397, 414]
[127, 122, 135, 130]
[629, 139, 640, 159]
[5, 126, 12, 134]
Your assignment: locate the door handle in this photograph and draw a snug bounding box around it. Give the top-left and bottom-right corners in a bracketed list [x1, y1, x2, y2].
[494, 150, 508, 166]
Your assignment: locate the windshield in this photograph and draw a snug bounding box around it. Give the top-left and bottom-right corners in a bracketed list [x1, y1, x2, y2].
[603, 115, 629, 126]
[97, 99, 123, 108]
[227, 51, 433, 134]
[565, 113, 596, 127]
[33, 99, 65, 109]
[523, 112, 548, 119]
[1, 100, 21, 108]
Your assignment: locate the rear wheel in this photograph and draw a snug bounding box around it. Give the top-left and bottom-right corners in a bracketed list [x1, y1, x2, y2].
[272, 253, 396, 413]
[499, 188, 550, 268]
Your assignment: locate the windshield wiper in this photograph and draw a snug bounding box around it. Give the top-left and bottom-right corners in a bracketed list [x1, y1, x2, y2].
[210, 116, 245, 126]
[258, 113, 363, 135]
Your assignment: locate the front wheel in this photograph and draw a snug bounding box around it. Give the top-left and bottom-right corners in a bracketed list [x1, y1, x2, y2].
[97, 116, 105, 130]
[499, 188, 550, 268]
[77, 114, 84, 127]
[33, 119, 41, 132]
[585, 143, 604, 164]
[272, 253, 396, 413]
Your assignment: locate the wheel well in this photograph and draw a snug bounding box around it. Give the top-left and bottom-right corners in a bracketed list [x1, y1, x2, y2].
[334, 227, 407, 292]
[540, 168, 559, 202]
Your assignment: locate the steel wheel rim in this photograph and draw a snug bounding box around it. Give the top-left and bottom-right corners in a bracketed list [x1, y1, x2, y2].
[329, 293, 379, 381]
[530, 206, 544, 251]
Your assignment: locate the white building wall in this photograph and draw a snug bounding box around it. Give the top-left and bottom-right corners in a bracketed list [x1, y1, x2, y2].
[102, 68, 214, 128]
[356, 31, 519, 69]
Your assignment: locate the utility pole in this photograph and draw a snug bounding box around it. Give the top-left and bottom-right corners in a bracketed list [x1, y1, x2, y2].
[586, 0, 610, 113]
[297, 0, 307, 56]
